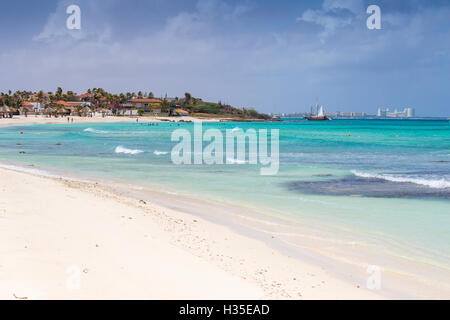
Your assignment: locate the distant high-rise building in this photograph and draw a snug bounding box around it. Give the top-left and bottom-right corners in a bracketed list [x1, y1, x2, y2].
[406, 108, 415, 117]
[378, 108, 387, 117]
[377, 107, 414, 118]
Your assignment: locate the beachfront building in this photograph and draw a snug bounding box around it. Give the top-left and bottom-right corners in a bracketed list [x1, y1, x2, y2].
[20, 101, 45, 114]
[378, 107, 415, 118]
[377, 108, 386, 117]
[56, 101, 83, 112]
[173, 108, 189, 116]
[129, 98, 161, 112]
[75, 93, 95, 102]
[341, 112, 367, 118]
[351, 112, 366, 118]
[55, 101, 95, 116]
[20, 102, 34, 116]
[94, 108, 112, 117]
[169, 105, 189, 117]
[406, 108, 415, 117]
[325, 111, 340, 118]
[109, 103, 137, 116]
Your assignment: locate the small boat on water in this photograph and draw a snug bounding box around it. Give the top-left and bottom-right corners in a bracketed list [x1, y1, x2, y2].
[305, 99, 330, 121]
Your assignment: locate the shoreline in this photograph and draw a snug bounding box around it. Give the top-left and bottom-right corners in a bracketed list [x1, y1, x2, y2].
[0, 115, 270, 129]
[4, 158, 450, 300]
[1, 118, 448, 299]
[0, 165, 383, 300]
[0, 117, 386, 299]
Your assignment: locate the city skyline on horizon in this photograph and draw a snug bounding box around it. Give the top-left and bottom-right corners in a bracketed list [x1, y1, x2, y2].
[0, 87, 446, 118]
[273, 107, 424, 117]
[0, 0, 449, 117]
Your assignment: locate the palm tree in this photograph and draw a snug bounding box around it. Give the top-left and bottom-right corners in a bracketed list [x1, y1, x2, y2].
[37, 90, 45, 103]
[161, 98, 169, 113]
[93, 93, 102, 108]
[184, 92, 192, 105]
[48, 94, 56, 103]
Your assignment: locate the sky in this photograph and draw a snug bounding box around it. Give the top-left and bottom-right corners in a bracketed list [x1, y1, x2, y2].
[0, 0, 449, 116]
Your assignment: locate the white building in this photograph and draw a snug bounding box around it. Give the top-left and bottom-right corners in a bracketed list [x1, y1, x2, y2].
[378, 108, 388, 117]
[377, 107, 415, 118]
[30, 102, 45, 113]
[406, 108, 415, 117]
[341, 112, 366, 117]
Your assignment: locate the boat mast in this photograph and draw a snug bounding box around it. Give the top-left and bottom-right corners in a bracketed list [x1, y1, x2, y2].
[316, 96, 319, 116]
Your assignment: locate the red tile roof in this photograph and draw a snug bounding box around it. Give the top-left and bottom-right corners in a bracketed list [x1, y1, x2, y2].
[56, 101, 84, 107]
[22, 102, 34, 107]
[76, 94, 94, 98]
[129, 98, 161, 103]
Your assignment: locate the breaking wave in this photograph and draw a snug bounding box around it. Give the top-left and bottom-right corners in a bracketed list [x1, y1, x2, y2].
[226, 158, 247, 164]
[115, 146, 144, 155]
[83, 128, 110, 134]
[351, 170, 450, 189]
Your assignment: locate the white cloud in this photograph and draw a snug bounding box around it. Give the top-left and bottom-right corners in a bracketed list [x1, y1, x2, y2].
[297, 0, 363, 38]
[0, 0, 449, 115]
[34, 0, 117, 43]
[322, 0, 364, 15]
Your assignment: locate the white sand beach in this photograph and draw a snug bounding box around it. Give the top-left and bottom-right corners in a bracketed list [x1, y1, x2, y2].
[0, 117, 383, 300]
[0, 167, 384, 300]
[0, 115, 216, 128]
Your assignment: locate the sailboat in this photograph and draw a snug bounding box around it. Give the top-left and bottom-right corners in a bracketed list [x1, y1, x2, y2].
[304, 99, 330, 121]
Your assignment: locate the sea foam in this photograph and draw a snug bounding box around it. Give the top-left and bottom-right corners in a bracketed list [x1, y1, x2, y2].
[351, 170, 450, 189]
[84, 128, 110, 134]
[115, 146, 144, 155]
[226, 158, 247, 164]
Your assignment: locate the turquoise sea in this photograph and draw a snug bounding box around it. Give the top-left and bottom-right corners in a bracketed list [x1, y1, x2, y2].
[0, 119, 449, 297]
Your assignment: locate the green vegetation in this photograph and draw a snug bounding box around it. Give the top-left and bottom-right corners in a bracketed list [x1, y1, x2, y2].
[0, 87, 273, 120]
[185, 102, 271, 120]
[190, 102, 222, 114]
[176, 92, 270, 120]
